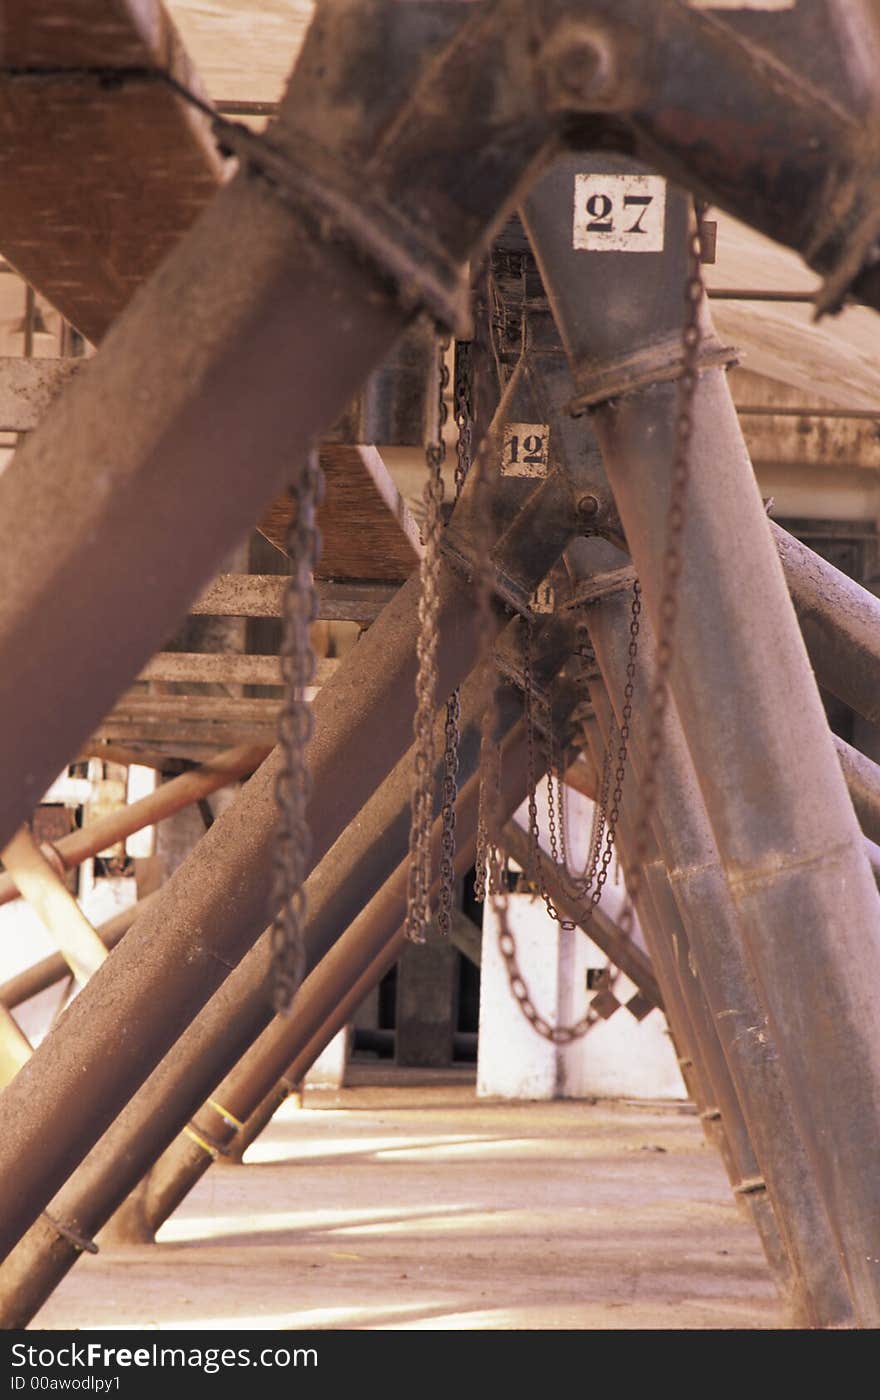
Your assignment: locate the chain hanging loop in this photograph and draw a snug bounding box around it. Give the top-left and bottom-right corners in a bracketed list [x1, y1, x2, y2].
[271, 446, 324, 1013]
[614, 203, 706, 938]
[405, 332, 450, 942]
[437, 340, 474, 935]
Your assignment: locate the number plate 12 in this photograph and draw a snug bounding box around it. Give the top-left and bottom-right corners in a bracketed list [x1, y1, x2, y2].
[573, 173, 667, 253]
[501, 423, 550, 478]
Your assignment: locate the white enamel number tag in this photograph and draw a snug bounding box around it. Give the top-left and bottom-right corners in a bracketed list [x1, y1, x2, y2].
[501, 423, 550, 478]
[530, 581, 555, 615]
[573, 174, 667, 253]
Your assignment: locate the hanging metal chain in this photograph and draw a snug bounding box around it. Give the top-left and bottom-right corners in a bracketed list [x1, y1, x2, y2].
[489, 196, 707, 1046]
[437, 341, 474, 935]
[588, 580, 641, 918]
[615, 204, 706, 936]
[437, 687, 460, 937]
[271, 447, 324, 1013]
[405, 333, 449, 943]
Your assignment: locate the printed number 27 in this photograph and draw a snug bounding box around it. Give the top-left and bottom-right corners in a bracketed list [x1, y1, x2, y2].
[587, 192, 653, 235]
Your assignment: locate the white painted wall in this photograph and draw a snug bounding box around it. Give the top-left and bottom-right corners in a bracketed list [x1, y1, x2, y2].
[477, 778, 685, 1102]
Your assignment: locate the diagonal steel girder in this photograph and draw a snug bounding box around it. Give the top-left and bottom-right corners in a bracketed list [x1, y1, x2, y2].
[579, 706, 791, 1290]
[0, 311, 607, 1263]
[0, 694, 529, 1326]
[584, 580, 855, 1327]
[523, 154, 880, 1324]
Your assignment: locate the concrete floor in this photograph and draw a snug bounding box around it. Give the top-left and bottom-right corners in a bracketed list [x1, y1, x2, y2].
[33, 1068, 784, 1331]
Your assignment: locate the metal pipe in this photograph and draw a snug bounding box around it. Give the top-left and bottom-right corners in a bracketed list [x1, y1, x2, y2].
[0, 899, 152, 1011]
[838, 735, 880, 847]
[524, 156, 880, 1321]
[0, 745, 269, 910]
[586, 586, 855, 1328]
[140, 719, 529, 1238]
[773, 521, 880, 728]
[0, 716, 525, 1325]
[0, 828, 107, 986]
[0, 1008, 31, 1089]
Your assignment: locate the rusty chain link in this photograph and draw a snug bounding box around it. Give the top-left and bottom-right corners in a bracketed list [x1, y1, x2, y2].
[494, 208, 705, 1041]
[437, 686, 461, 938]
[271, 446, 324, 1013]
[614, 204, 706, 938]
[437, 341, 474, 936]
[405, 333, 449, 943]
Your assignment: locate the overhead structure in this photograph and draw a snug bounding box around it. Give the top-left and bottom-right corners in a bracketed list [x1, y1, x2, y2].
[0, 0, 879, 1334]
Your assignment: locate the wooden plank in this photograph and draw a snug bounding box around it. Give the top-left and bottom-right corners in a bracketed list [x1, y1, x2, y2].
[258, 444, 423, 582]
[139, 652, 338, 685]
[191, 574, 397, 620]
[166, 0, 314, 104]
[0, 2, 224, 343]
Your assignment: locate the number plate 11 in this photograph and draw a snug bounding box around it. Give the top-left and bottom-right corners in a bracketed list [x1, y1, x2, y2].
[573, 173, 667, 253]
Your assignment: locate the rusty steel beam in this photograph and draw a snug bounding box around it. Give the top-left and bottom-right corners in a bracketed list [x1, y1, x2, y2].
[0, 744, 268, 911]
[0, 217, 602, 1260]
[524, 156, 880, 1322]
[584, 699, 794, 1299]
[0, 707, 525, 1325]
[0, 568, 498, 1260]
[772, 522, 880, 728]
[586, 584, 855, 1328]
[835, 734, 880, 848]
[136, 720, 529, 1242]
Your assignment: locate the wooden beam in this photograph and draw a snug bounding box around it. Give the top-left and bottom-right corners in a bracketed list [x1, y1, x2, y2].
[138, 652, 338, 686]
[0, 2, 224, 342]
[258, 444, 423, 583]
[191, 574, 398, 621]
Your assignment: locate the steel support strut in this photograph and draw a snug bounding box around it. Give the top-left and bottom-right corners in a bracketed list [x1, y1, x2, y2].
[0, 565, 480, 1260]
[583, 698, 792, 1296]
[135, 720, 532, 1245]
[0, 713, 528, 1327]
[523, 156, 880, 1323]
[585, 586, 855, 1327]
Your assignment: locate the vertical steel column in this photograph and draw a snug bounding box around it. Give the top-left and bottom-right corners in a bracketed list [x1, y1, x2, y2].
[585, 698, 793, 1299]
[523, 155, 880, 1323]
[587, 585, 855, 1327]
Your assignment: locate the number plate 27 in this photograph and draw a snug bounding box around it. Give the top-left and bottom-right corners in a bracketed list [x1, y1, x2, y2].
[573, 174, 666, 253]
[501, 423, 550, 478]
